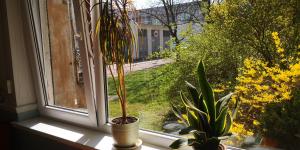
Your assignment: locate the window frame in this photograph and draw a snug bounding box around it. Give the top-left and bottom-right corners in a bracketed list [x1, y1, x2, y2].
[29, 0, 98, 128]
[28, 0, 196, 149]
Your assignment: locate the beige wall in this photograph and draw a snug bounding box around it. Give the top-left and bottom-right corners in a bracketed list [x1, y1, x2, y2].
[0, 0, 15, 109]
[0, 0, 37, 115]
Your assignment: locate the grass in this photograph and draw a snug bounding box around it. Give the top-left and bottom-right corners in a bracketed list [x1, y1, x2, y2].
[108, 64, 174, 131]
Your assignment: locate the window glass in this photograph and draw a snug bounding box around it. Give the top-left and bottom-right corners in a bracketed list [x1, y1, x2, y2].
[138, 29, 148, 60]
[42, 0, 88, 112]
[151, 30, 160, 53]
[163, 31, 170, 49]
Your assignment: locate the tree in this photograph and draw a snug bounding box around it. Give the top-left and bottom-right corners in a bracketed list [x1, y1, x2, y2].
[208, 0, 299, 66]
[138, 0, 211, 46]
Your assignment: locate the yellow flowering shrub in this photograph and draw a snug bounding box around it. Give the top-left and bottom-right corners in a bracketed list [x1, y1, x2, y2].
[233, 32, 300, 132]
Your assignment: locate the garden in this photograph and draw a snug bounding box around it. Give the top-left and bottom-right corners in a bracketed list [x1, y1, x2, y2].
[108, 0, 300, 149]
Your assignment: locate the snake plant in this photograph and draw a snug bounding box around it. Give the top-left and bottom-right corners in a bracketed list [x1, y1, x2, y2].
[170, 61, 238, 150]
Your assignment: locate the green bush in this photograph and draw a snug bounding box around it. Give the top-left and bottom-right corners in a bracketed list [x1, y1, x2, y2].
[260, 87, 300, 149]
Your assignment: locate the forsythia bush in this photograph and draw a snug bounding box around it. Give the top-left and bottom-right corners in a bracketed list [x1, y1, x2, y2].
[232, 32, 300, 132]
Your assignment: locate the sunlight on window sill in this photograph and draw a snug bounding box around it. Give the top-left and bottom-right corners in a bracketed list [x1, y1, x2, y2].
[13, 117, 167, 150]
[30, 123, 84, 142]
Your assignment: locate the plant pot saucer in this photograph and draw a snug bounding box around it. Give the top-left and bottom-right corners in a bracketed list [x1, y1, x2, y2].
[113, 139, 142, 150]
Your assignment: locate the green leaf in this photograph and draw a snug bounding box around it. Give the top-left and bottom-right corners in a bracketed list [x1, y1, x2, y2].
[179, 126, 194, 135]
[195, 109, 211, 134]
[191, 130, 207, 142]
[199, 95, 209, 114]
[215, 107, 228, 135]
[187, 139, 204, 147]
[187, 109, 201, 130]
[215, 100, 222, 116]
[205, 137, 221, 150]
[180, 92, 207, 117]
[222, 113, 232, 135]
[216, 93, 233, 113]
[171, 104, 188, 126]
[185, 82, 209, 114]
[169, 139, 188, 149]
[197, 61, 216, 125]
[232, 96, 240, 120]
[181, 91, 211, 132]
[185, 81, 199, 105]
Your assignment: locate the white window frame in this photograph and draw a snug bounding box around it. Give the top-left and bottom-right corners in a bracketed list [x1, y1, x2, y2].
[28, 0, 98, 127]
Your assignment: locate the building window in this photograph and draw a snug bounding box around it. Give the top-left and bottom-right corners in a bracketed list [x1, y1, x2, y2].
[138, 29, 148, 59]
[163, 30, 170, 49]
[151, 30, 161, 52]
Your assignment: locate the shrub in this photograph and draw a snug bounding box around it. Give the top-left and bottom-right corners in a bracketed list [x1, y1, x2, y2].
[233, 32, 300, 132]
[261, 88, 300, 149]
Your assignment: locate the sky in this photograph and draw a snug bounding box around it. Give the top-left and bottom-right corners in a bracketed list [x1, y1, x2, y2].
[133, 0, 194, 9]
[133, 0, 152, 9]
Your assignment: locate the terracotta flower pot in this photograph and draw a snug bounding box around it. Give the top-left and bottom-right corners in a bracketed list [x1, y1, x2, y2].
[261, 137, 279, 148]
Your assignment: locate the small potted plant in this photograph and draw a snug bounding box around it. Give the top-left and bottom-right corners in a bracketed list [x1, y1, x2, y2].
[170, 61, 238, 150]
[92, 0, 138, 148]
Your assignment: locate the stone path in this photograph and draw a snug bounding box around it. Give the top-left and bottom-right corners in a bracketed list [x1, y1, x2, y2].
[106, 59, 172, 77]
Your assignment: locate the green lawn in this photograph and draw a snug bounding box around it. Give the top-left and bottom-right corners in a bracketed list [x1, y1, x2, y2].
[108, 64, 174, 131]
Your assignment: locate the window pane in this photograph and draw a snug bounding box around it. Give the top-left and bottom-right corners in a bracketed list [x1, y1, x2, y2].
[138, 29, 148, 60]
[44, 0, 88, 112]
[163, 31, 170, 49]
[151, 30, 160, 53]
[107, 60, 172, 132]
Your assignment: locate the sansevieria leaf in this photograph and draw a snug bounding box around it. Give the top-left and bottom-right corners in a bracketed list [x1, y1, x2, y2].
[171, 104, 188, 126]
[187, 109, 201, 130]
[199, 95, 209, 115]
[186, 81, 209, 114]
[180, 92, 203, 114]
[191, 130, 207, 142]
[185, 81, 200, 106]
[215, 107, 228, 135]
[222, 113, 232, 135]
[169, 60, 237, 149]
[169, 139, 188, 149]
[216, 93, 233, 113]
[179, 126, 194, 135]
[197, 61, 216, 124]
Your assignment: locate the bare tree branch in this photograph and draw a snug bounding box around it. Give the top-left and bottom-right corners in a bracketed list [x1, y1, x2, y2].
[136, 0, 206, 45]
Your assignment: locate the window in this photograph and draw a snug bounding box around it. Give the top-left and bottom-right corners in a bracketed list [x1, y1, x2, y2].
[31, 0, 97, 127]
[138, 29, 148, 59]
[27, 0, 298, 149]
[31, 0, 177, 147]
[163, 30, 170, 49]
[151, 30, 161, 53]
[43, 0, 88, 111]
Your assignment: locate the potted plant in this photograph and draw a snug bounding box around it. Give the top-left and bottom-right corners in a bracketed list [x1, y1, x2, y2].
[92, 0, 138, 148]
[170, 61, 239, 150]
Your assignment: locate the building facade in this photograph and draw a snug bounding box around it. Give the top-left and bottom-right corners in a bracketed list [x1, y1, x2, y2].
[131, 2, 203, 60]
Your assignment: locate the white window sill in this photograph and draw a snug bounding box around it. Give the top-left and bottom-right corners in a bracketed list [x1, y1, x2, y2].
[12, 117, 243, 150]
[12, 117, 168, 150]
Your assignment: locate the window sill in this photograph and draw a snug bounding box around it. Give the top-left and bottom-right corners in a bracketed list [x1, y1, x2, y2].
[12, 117, 167, 150]
[12, 117, 243, 150]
